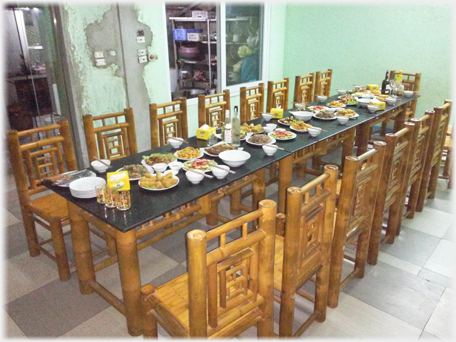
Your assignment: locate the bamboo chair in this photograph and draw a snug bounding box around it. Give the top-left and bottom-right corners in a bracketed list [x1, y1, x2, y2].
[367, 123, 416, 265]
[328, 141, 386, 308]
[293, 73, 315, 105]
[379, 71, 421, 135]
[198, 90, 230, 128]
[240, 83, 265, 122]
[266, 78, 289, 112]
[83, 108, 137, 162]
[274, 165, 338, 337]
[314, 69, 332, 101]
[150, 98, 188, 149]
[439, 125, 452, 188]
[141, 199, 277, 338]
[402, 111, 435, 219]
[417, 100, 452, 211]
[7, 121, 78, 281]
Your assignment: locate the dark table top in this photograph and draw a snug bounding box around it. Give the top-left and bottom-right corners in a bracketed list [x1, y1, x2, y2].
[44, 93, 418, 232]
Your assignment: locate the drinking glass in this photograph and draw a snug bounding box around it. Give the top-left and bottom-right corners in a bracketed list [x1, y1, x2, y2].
[95, 185, 106, 204]
[105, 186, 117, 208]
[116, 189, 131, 211]
[389, 79, 398, 97]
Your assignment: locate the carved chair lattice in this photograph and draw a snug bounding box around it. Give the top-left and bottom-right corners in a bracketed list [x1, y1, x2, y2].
[150, 98, 188, 148]
[198, 90, 231, 128]
[293, 73, 315, 105]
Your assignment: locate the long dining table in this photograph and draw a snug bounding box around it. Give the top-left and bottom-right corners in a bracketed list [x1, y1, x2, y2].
[44, 92, 419, 336]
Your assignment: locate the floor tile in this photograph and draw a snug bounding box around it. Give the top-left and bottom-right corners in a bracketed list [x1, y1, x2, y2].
[7, 272, 111, 337]
[443, 221, 454, 242]
[377, 251, 422, 275]
[302, 292, 422, 338]
[3, 310, 26, 338]
[380, 226, 440, 267]
[2, 207, 20, 226]
[6, 251, 61, 303]
[420, 331, 441, 339]
[423, 239, 454, 279]
[401, 207, 454, 238]
[342, 261, 445, 329]
[147, 264, 187, 287]
[424, 287, 454, 339]
[418, 268, 453, 289]
[425, 188, 454, 214]
[5, 221, 30, 259]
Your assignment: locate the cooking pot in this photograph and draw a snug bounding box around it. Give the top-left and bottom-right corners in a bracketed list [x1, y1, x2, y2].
[178, 45, 200, 60]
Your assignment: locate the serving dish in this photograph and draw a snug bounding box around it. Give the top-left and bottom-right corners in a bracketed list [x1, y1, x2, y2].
[268, 130, 297, 141]
[183, 158, 218, 172]
[139, 171, 179, 191]
[246, 134, 276, 146]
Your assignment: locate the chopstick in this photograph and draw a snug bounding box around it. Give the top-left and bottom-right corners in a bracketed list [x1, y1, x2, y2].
[169, 137, 189, 144]
[212, 164, 236, 174]
[93, 157, 112, 169]
[264, 144, 284, 151]
[186, 168, 214, 178]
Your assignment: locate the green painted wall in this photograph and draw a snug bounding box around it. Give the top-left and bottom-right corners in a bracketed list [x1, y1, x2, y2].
[282, 4, 453, 118]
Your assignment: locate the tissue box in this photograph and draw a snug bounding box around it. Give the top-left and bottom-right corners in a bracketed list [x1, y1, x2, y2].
[370, 100, 386, 111]
[107, 171, 131, 191]
[196, 126, 216, 140]
[271, 108, 283, 119]
[367, 84, 379, 92]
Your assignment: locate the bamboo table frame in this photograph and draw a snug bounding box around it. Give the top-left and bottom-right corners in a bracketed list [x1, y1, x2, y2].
[45, 94, 418, 336]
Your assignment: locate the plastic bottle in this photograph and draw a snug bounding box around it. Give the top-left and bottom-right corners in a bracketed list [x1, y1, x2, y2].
[222, 110, 232, 144]
[231, 106, 241, 146]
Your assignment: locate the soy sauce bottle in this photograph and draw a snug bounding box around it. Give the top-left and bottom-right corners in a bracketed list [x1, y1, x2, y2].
[381, 70, 390, 95]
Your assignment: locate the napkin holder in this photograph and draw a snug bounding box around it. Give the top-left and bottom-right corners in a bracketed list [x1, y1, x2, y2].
[271, 108, 283, 119]
[370, 100, 386, 111]
[196, 126, 216, 140]
[367, 84, 379, 92]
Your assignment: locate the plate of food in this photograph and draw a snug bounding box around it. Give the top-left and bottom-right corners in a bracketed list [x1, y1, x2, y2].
[141, 153, 177, 168]
[240, 123, 263, 134]
[139, 171, 179, 191]
[268, 130, 297, 141]
[313, 110, 337, 121]
[278, 115, 296, 126]
[174, 146, 203, 161]
[327, 100, 346, 108]
[183, 158, 218, 173]
[338, 94, 358, 106]
[290, 120, 313, 133]
[116, 164, 150, 181]
[307, 105, 329, 113]
[353, 92, 374, 98]
[201, 142, 237, 157]
[246, 133, 276, 146]
[337, 109, 359, 119]
[55, 170, 96, 187]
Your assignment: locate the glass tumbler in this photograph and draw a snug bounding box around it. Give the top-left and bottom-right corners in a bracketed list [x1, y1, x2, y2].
[95, 185, 106, 204]
[104, 186, 117, 208]
[116, 189, 131, 211]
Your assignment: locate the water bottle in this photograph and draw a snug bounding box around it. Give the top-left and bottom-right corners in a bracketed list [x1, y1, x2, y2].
[231, 106, 241, 146]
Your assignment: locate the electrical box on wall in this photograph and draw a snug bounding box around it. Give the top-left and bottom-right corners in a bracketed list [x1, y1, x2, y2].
[138, 56, 147, 64]
[95, 58, 106, 66]
[137, 49, 146, 57]
[136, 30, 145, 44]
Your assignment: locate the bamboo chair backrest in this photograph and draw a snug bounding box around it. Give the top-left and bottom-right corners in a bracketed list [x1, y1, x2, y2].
[293, 73, 315, 104]
[314, 69, 332, 100]
[409, 111, 435, 185]
[83, 108, 137, 162]
[7, 120, 77, 201]
[198, 90, 231, 128]
[282, 165, 337, 292]
[389, 70, 421, 92]
[266, 78, 289, 112]
[430, 101, 452, 168]
[150, 98, 188, 148]
[336, 141, 386, 239]
[186, 199, 276, 336]
[240, 83, 265, 122]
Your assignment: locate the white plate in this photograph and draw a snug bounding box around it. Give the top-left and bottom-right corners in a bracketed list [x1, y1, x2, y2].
[290, 126, 309, 133]
[138, 175, 180, 191]
[312, 113, 337, 121]
[69, 177, 106, 198]
[268, 131, 297, 141]
[246, 135, 276, 146]
[327, 103, 346, 108]
[116, 165, 150, 181]
[173, 149, 204, 161]
[183, 159, 218, 173]
[57, 170, 96, 187]
[307, 106, 329, 113]
[200, 142, 237, 157]
[141, 154, 177, 167]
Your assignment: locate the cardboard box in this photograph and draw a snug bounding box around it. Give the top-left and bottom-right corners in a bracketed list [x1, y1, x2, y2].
[192, 11, 208, 19]
[196, 126, 216, 140]
[187, 32, 202, 41]
[271, 108, 283, 119]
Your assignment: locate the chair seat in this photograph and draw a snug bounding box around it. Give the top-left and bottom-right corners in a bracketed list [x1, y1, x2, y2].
[30, 193, 69, 221]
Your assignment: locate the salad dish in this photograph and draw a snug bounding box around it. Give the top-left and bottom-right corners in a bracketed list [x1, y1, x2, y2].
[307, 105, 329, 113]
[268, 130, 297, 140]
[183, 158, 218, 173]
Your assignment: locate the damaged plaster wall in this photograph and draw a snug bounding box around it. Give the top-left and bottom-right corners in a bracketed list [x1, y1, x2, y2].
[63, 4, 127, 118]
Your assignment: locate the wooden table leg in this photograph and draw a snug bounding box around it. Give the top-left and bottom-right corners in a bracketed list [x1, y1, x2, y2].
[252, 168, 266, 211]
[341, 128, 356, 170]
[393, 104, 407, 132]
[356, 122, 370, 156]
[68, 202, 95, 294]
[116, 229, 142, 336]
[278, 155, 293, 214]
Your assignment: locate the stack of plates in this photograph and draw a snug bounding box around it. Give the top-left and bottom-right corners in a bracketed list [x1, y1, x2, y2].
[69, 177, 106, 199]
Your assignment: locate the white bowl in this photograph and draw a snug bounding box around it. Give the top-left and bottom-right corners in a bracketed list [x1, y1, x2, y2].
[357, 98, 371, 108]
[292, 111, 313, 122]
[337, 89, 346, 95]
[294, 102, 306, 110]
[185, 171, 204, 184]
[367, 104, 379, 113]
[266, 123, 277, 130]
[337, 116, 349, 125]
[153, 163, 168, 172]
[168, 138, 183, 149]
[307, 127, 322, 137]
[91, 159, 111, 173]
[262, 144, 278, 156]
[168, 161, 184, 172]
[263, 126, 274, 134]
[211, 165, 230, 179]
[385, 97, 397, 105]
[317, 95, 327, 103]
[262, 113, 273, 121]
[404, 90, 413, 97]
[326, 107, 338, 113]
[218, 150, 251, 168]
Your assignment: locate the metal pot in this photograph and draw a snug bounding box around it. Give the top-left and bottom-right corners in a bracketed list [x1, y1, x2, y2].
[178, 45, 200, 60]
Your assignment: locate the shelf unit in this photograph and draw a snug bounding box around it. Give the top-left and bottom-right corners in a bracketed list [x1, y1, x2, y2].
[169, 16, 217, 99]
